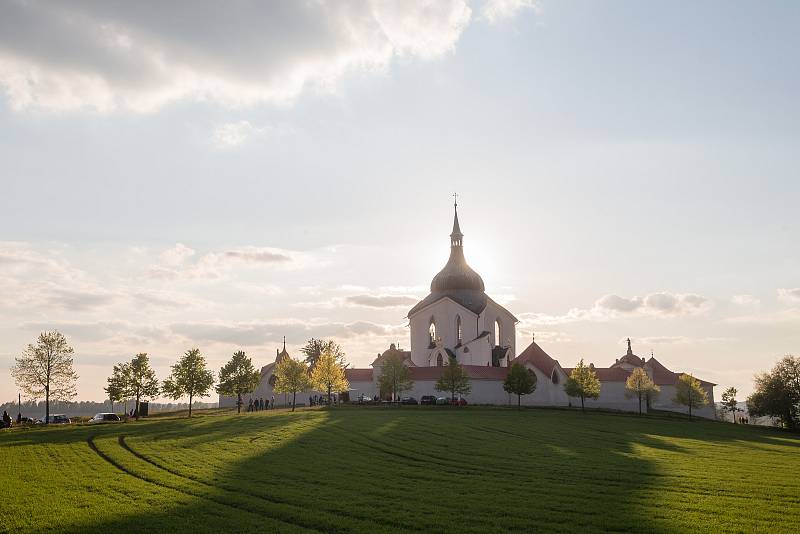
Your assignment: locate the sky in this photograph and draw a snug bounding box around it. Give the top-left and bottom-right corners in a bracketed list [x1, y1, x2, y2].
[1, 0, 799, 402]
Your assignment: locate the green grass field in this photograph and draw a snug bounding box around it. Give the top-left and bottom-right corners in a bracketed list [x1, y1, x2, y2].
[1, 406, 798, 533]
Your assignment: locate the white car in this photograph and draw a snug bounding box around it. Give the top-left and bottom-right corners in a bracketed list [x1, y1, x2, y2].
[88, 413, 121, 424]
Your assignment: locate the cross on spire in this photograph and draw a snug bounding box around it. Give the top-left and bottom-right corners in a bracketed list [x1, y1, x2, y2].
[453, 192, 458, 208]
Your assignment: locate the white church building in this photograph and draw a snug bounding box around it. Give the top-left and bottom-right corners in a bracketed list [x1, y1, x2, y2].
[221, 202, 715, 418]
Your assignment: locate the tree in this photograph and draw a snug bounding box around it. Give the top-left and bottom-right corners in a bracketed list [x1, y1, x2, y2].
[104, 363, 128, 414]
[747, 355, 800, 430]
[503, 362, 537, 408]
[274, 356, 310, 411]
[625, 367, 660, 415]
[435, 356, 471, 403]
[564, 359, 601, 412]
[378, 354, 414, 401]
[310, 349, 350, 405]
[300, 338, 346, 369]
[12, 331, 78, 424]
[673, 373, 709, 420]
[125, 353, 160, 419]
[216, 351, 261, 414]
[162, 348, 215, 418]
[721, 386, 740, 423]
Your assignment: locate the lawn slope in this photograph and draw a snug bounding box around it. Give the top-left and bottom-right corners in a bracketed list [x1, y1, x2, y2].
[1, 407, 798, 533]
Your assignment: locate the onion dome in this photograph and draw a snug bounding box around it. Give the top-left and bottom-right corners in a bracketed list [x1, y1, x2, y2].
[430, 202, 485, 292]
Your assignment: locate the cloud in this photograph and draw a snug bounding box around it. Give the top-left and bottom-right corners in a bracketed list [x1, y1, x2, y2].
[481, 0, 537, 24]
[518, 292, 712, 326]
[159, 243, 195, 266]
[223, 247, 292, 264]
[732, 294, 760, 306]
[0, 0, 473, 113]
[168, 319, 407, 347]
[45, 288, 119, 312]
[345, 294, 419, 308]
[212, 120, 266, 148]
[778, 288, 800, 302]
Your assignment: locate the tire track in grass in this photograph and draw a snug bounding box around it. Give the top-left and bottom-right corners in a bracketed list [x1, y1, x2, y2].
[87, 435, 317, 533]
[119, 435, 425, 533]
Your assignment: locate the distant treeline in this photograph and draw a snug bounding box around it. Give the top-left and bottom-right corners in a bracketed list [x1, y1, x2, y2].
[1, 399, 218, 418]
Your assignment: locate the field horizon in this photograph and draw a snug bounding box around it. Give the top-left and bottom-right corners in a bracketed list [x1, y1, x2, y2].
[1, 406, 798, 533]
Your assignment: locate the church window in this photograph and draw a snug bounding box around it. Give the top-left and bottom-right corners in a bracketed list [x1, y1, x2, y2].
[429, 320, 437, 346]
[436, 353, 443, 367]
[456, 315, 463, 344]
[551, 370, 559, 385]
[494, 320, 502, 347]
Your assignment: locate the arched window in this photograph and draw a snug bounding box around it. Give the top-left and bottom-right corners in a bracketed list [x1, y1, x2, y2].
[456, 315, 463, 344]
[494, 319, 502, 347]
[429, 319, 437, 346]
[551, 370, 559, 385]
[436, 353, 443, 367]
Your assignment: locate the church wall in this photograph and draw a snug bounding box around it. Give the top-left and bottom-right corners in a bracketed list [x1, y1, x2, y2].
[650, 384, 717, 419]
[409, 298, 480, 365]
[481, 300, 517, 357]
[576, 381, 643, 413]
[520, 365, 570, 406]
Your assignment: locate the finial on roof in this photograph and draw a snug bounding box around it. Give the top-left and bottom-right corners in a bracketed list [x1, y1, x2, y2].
[283, 336, 286, 352]
[532, 330, 535, 342]
[450, 194, 463, 246]
[626, 338, 633, 356]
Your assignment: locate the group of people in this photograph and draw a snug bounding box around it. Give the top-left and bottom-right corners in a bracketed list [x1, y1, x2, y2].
[309, 394, 336, 406]
[247, 396, 275, 412]
[1, 410, 12, 429]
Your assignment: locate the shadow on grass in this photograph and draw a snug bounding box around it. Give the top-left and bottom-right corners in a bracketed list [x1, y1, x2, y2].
[3, 406, 798, 533]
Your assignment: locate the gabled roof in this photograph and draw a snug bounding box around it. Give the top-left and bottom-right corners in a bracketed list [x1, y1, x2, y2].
[345, 368, 373, 382]
[514, 341, 562, 378]
[408, 289, 488, 317]
[562, 366, 632, 382]
[645, 357, 716, 387]
[371, 344, 414, 367]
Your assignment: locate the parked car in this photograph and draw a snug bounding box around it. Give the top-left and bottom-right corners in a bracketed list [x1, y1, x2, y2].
[38, 414, 71, 424]
[358, 394, 374, 404]
[89, 413, 122, 424]
[420, 395, 437, 405]
[17, 416, 36, 424]
[436, 397, 449, 405]
[400, 397, 418, 405]
[450, 398, 468, 406]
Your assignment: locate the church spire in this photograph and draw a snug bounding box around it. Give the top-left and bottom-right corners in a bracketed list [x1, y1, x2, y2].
[451, 193, 463, 247]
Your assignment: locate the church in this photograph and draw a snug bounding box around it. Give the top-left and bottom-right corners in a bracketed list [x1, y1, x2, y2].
[220, 202, 716, 418]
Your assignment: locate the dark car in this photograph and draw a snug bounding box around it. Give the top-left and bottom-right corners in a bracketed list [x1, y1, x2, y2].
[400, 397, 418, 405]
[450, 398, 468, 406]
[420, 395, 437, 405]
[89, 413, 122, 424]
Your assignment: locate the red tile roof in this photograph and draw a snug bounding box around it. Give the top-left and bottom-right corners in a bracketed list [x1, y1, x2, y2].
[646, 357, 715, 387]
[562, 366, 632, 382]
[345, 368, 373, 382]
[513, 341, 561, 377]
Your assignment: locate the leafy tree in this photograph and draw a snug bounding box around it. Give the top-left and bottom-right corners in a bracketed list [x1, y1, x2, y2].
[378, 353, 414, 401]
[216, 351, 261, 414]
[274, 356, 310, 411]
[564, 359, 601, 412]
[104, 363, 129, 414]
[503, 361, 537, 408]
[625, 367, 660, 415]
[721, 386, 740, 423]
[162, 348, 215, 418]
[673, 373, 709, 420]
[435, 356, 471, 402]
[126, 353, 160, 419]
[311, 349, 350, 405]
[747, 355, 800, 430]
[300, 338, 346, 369]
[11, 331, 78, 425]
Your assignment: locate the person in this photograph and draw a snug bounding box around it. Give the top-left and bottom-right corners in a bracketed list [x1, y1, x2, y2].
[2, 410, 12, 429]
[247, 398, 253, 412]
[259, 398, 264, 411]
[271, 395, 275, 409]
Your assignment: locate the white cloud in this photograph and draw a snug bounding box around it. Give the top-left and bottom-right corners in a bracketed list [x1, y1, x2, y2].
[481, 0, 537, 24]
[777, 288, 800, 302]
[159, 243, 195, 266]
[518, 292, 712, 325]
[212, 120, 266, 148]
[345, 294, 419, 308]
[0, 0, 474, 113]
[732, 294, 760, 306]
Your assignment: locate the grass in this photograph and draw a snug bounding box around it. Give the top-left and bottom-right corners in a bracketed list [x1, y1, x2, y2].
[0, 406, 798, 533]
